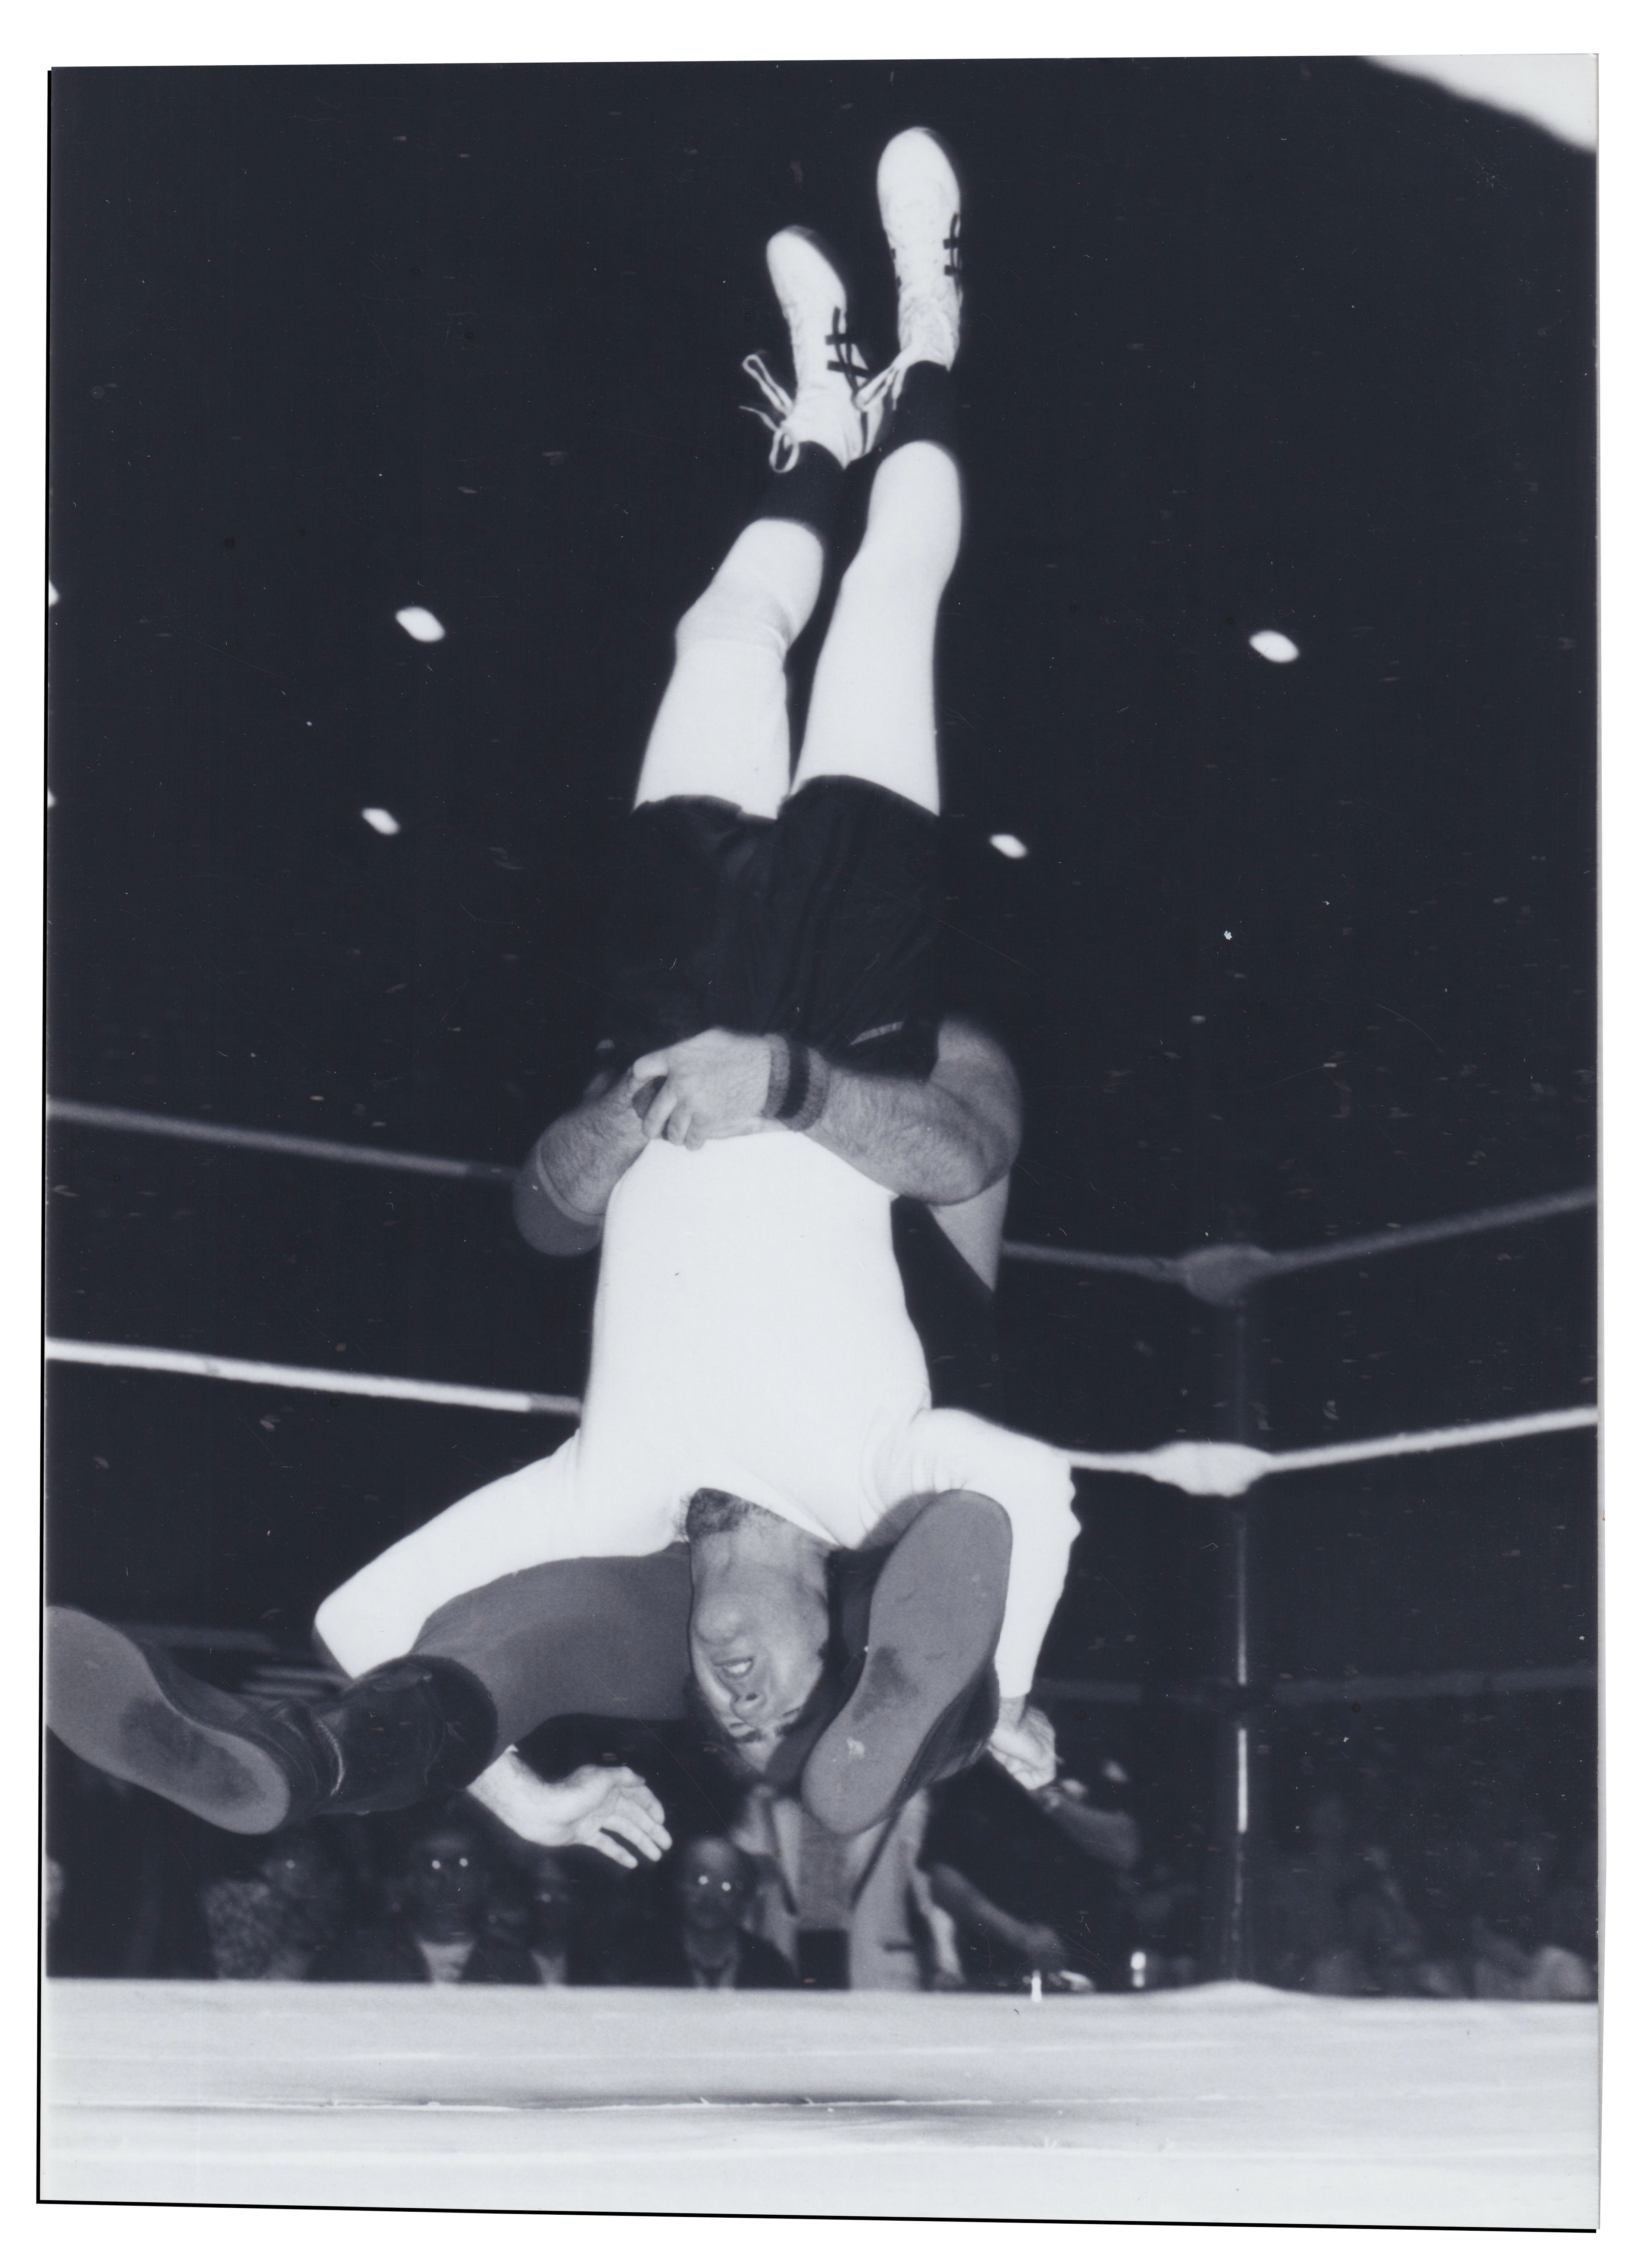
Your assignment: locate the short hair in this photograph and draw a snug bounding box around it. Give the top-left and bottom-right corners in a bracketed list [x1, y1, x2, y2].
[684, 1487, 764, 1538]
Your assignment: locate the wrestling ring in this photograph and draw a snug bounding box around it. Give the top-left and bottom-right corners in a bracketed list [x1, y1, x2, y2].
[43, 1098, 1600, 2223]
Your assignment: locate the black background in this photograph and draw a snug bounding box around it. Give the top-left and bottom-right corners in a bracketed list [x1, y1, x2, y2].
[46, 60, 1594, 1708]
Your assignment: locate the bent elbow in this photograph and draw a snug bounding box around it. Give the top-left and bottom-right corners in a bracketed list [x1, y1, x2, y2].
[513, 1164, 602, 1257]
[973, 1118, 1018, 1195]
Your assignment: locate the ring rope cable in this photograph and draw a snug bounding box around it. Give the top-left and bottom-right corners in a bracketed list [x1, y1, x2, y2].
[46, 1097, 1597, 1494]
[43, 1337, 1595, 1495]
[47, 1098, 1594, 1283]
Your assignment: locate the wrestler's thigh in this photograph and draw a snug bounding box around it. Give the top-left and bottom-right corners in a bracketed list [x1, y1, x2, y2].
[414, 1548, 695, 1747]
[313, 1446, 585, 1679]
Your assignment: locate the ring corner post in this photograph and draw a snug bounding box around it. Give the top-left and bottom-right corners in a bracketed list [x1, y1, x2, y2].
[1201, 1277, 1270, 1987]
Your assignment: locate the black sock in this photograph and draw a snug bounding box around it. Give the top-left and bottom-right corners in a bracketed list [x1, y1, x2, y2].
[884, 360, 959, 457]
[754, 440, 844, 544]
[414, 1656, 502, 1788]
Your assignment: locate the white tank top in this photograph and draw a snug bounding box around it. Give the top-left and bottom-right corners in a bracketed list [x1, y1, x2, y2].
[578, 1133, 933, 1546]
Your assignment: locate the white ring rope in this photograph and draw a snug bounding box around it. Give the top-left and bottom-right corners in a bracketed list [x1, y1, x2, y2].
[1068, 1406, 1598, 1495]
[45, 1338, 1594, 1496]
[46, 1098, 516, 1183]
[44, 1338, 580, 1419]
[47, 1098, 1594, 1290]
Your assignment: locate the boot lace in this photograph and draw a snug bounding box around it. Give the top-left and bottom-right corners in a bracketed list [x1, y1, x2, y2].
[741, 334, 873, 471]
[740, 352, 802, 469]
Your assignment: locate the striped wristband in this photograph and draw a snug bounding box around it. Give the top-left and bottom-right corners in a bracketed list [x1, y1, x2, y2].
[762, 1035, 830, 1133]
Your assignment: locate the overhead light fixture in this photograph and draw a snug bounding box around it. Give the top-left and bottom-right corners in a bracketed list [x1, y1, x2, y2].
[395, 606, 447, 643]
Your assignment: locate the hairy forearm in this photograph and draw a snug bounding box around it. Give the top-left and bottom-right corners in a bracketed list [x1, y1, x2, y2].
[806, 1060, 1015, 1204]
[514, 1079, 647, 1254]
[624, 1016, 1021, 1208]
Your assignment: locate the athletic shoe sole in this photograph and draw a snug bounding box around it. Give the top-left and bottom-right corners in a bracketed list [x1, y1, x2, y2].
[802, 1492, 1010, 1836]
[46, 1607, 294, 1834]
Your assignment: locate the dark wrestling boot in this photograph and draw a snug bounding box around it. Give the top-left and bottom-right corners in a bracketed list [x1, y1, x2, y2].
[801, 1491, 1009, 1837]
[46, 1608, 497, 1836]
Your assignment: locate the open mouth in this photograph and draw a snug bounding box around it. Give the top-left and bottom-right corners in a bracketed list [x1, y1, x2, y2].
[724, 1703, 805, 1746]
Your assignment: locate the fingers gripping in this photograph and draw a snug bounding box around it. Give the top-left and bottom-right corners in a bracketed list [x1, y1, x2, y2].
[628, 1030, 776, 1147]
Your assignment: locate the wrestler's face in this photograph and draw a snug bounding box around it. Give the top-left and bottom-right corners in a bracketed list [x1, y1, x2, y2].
[687, 1571, 830, 1771]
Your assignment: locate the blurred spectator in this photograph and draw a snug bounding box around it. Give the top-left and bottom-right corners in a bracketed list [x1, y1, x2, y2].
[1542, 1836, 1598, 1973]
[1453, 1805, 1590, 1999]
[511, 1850, 576, 1986]
[202, 1830, 347, 1981]
[44, 1855, 70, 1976]
[1265, 1792, 1367, 1991]
[498, 1848, 648, 1986]
[650, 1837, 795, 1989]
[1469, 1914, 1594, 2000]
[479, 1862, 534, 1954]
[924, 1757, 1139, 1991]
[45, 1740, 213, 1977]
[1312, 1861, 1434, 1997]
[561, 1851, 669, 1985]
[44, 1650, 1598, 1999]
[732, 1787, 960, 1990]
[1122, 1854, 1201, 1989]
[311, 1808, 539, 1985]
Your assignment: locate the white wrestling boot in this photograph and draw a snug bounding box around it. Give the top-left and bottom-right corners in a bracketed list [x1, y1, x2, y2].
[743, 226, 884, 471]
[858, 126, 964, 411]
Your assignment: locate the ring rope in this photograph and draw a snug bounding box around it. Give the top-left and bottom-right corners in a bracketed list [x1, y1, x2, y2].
[1067, 1405, 1598, 1495]
[47, 1097, 1595, 1289]
[44, 1337, 1594, 1495]
[44, 1337, 579, 1418]
[46, 1098, 515, 1184]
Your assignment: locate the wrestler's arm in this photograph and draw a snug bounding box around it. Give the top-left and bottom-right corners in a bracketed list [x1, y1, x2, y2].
[807, 1017, 1021, 1204]
[628, 1015, 1023, 1205]
[1028, 1784, 1141, 1872]
[515, 1018, 1021, 1254]
[513, 1070, 648, 1255]
[466, 1748, 672, 1867]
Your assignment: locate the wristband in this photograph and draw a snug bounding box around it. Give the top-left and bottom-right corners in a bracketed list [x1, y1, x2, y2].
[760, 1033, 794, 1120]
[783, 1042, 830, 1134]
[763, 1035, 830, 1133]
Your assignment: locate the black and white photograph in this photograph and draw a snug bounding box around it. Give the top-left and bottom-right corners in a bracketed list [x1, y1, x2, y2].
[40, 39, 1604, 2229]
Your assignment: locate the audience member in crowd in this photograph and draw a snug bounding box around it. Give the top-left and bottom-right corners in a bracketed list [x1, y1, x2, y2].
[1467, 1813, 1594, 1998]
[1312, 1860, 1434, 1997]
[1468, 1911, 1595, 2000]
[650, 1837, 795, 1989]
[1265, 1791, 1369, 1992]
[923, 1756, 1139, 1991]
[44, 1855, 70, 1976]
[310, 1807, 539, 1985]
[732, 1785, 961, 1990]
[513, 1850, 579, 1987]
[1121, 1853, 1201, 1989]
[1542, 1835, 1597, 1977]
[48, 1663, 1598, 2001]
[560, 1850, 669, 1985]
[202, 1829, 348, 1982]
